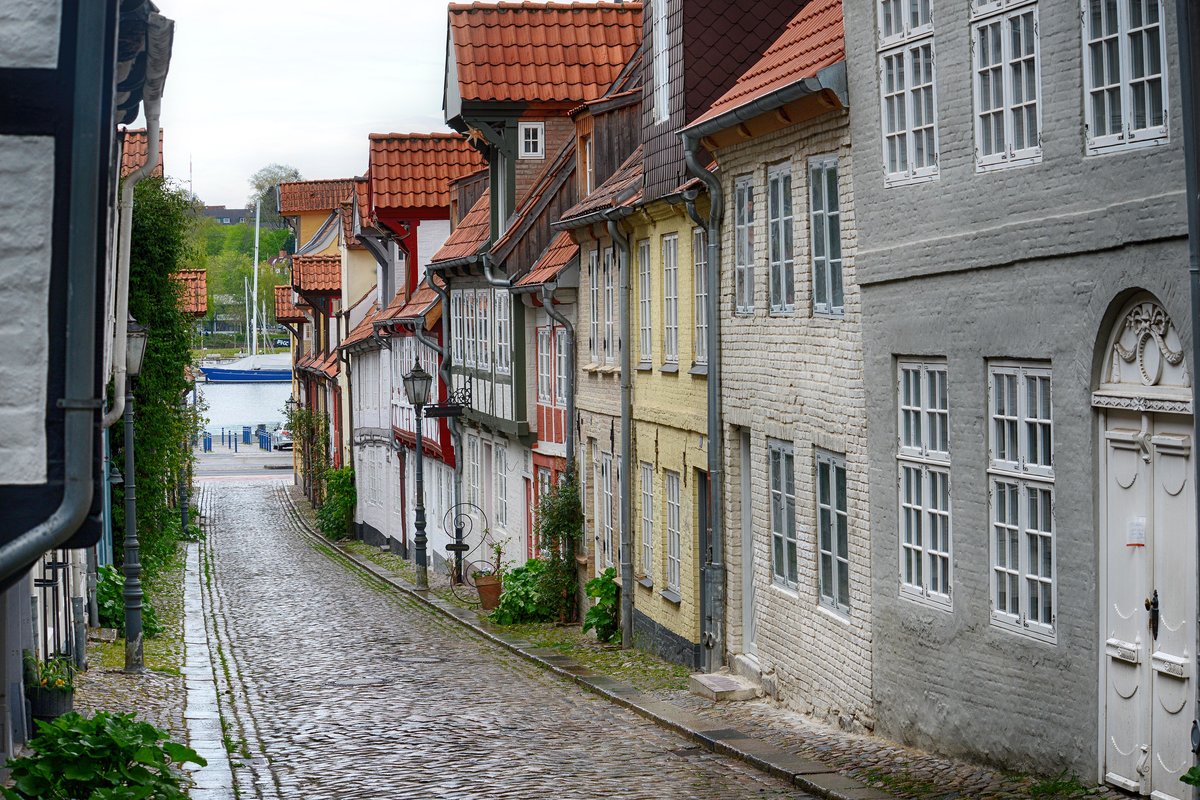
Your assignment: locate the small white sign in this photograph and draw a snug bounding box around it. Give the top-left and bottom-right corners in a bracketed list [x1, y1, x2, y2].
[1127, 517, 1147, 547]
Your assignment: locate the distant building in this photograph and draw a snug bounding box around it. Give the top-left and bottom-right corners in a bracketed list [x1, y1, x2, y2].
[203, 205, 250, 225]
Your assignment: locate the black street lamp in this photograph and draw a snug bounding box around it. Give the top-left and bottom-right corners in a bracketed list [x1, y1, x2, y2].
[123, 319, 148, 673]
[403, 359, 433, 590]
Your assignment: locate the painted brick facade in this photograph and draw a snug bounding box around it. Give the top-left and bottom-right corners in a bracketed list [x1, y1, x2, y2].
[716, 109, 873, 727]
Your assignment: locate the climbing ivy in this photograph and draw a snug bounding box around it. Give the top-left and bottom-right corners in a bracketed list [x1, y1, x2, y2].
[285, 404, 330, 504]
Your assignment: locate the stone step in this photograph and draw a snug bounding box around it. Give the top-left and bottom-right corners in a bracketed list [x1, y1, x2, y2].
[688, 670, 760, 702]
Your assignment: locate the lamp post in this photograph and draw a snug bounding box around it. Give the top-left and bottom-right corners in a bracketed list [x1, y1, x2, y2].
[402, 359, 433, 590]
[123, 319, 149, 672]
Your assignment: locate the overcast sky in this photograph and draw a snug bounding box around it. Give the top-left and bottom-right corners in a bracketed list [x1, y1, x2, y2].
[138, 1, 455, 208]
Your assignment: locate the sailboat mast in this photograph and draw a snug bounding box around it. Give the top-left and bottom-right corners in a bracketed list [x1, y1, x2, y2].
[252, 201, 261, 356]
[244, 276, 250, 353]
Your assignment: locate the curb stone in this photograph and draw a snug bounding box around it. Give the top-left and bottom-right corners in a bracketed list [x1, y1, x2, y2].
[280, 487, 894, 800]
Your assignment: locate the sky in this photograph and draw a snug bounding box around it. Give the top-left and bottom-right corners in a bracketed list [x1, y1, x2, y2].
[136, 1, 455, 208]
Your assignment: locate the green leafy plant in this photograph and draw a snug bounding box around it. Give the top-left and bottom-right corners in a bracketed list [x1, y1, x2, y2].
[583, 567, 619, 643]
[317, 466, 356, 540]
[1, 710, 206, 800]
[534, 471, 584, 622]
[285, 405, 331, 503]
[23, 652, 75, 694]
[490, 559, 558, 625]
[1182, 765, 1200, 786]
[96, 564, 161, 639]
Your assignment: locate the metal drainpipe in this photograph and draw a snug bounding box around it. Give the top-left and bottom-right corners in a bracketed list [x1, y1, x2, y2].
[0, 0, 109, 582]
[682, 132, 726, 674]
[539, 282, 576, 474]
[1174, 0, 1200, 780]
[605, 214, 635, 650]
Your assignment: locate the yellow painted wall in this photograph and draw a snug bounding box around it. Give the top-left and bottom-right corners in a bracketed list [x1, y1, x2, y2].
[296, 209, 341, 256]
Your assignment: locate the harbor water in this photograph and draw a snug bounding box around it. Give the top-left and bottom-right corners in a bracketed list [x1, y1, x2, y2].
[196, 380, 292, 434]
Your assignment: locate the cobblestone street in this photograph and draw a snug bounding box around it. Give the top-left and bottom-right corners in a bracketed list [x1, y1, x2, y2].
[196, 478, 811, 799]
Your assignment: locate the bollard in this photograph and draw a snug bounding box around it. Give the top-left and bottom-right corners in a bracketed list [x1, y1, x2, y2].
[234, 436, 238, 453]
[242, 426, 251, 445]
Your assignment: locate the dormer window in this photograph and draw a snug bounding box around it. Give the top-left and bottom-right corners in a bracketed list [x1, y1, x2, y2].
[519, 122, 545, 159]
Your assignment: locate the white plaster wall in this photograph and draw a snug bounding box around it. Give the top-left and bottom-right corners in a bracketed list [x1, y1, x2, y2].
[0, 1, 60, 68]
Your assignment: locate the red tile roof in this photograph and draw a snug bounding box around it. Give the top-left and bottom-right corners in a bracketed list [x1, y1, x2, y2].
[340, 304, 381, 350]
[278, 179, 356, 215]
[173, 269, 207, 316]
[447, 2, 642, 105]
[516, 231, 579, 288]
[120, 128, 164, 178]
[390, 280, 442, 331]
[368, 134, 486, 211]
[430, 189, 490, 264]
[292, 254, 342, 294]
[559, 145, 642, 224]
[318, 351, 339, 379]
[275, 285, 308, 324]
[688, 0, 845, 132]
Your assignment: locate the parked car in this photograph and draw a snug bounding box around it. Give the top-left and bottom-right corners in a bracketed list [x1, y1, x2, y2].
[273, 428, 293, 451]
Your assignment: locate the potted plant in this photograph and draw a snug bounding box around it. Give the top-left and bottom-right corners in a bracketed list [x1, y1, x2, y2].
[472, 541, 505, 611]
[23, 652, 75, 721]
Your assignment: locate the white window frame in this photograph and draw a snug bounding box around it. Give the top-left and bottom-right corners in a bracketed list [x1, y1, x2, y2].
[638, 239, 652, 364]
[495, 444, 508, 528]
[878, 0, 939, 186]
[809, 156, 844, 316]
[816, 450, 850, 613]
[897, 360, 952, 608]
[601, 453, 614, 566]
[467, 434, 480, 506]
[518, 121, 545, 159]
[665, 470, 681, 593]
[583, 134, 595, 193]
[451, 291, 464, 365]
[693, 228, 708, 365]
[495, 290, 511, 375]
[1081, 0, 1168, 154]
[734, 177, 755, 314]
[476, 289, 490, 371]
[767, 164, 795, 314]
[972, 1, 1042, 171]
[640, 462, 654, 579]
[588, 249, 600, 363]
[554, 327, 567, 405]
[651, 0, 670, 123]
[768, 439, 797, 588]
[537, 327, 552, 403]
[987, 361, 1055, 642]
[464, 288, 477, 368]
[662, 235, 679, 364]
[603, 248, 616, 364]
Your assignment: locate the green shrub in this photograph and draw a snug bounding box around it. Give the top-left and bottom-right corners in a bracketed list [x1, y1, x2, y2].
[317, 466, 356, 540]
[96, 564, 161, 639]
[490, 559, 557, 625]
[1, 711, 205, 800]
[583, 567, 619, 643]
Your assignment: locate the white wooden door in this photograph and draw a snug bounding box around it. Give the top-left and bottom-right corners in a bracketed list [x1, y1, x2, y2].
[1103, 409, 1195, 799]
[741, 431, 758, 657]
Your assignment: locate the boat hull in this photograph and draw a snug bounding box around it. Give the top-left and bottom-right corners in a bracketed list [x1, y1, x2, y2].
[200, 367, 292, 383]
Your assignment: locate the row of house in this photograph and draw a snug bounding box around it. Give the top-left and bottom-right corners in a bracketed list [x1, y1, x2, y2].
[276, 1, 1193, 793]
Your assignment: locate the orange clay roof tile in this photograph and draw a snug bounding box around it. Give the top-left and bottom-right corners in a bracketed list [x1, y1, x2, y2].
[368, 134, 486, 211]
[291, 254, 342, 294]
[120, 128, 163, 178]
[340, 304, 381, 350]
[278, 179, 356, 215]
[430, 189, 490, 264]
[172, 269, 207, 316]
[275, 285, 307, 323]
[516, 231, 579, 288]
[688, 0, 845, 132]
[559, 145, 642, 223]
[448, 2, 642, 105]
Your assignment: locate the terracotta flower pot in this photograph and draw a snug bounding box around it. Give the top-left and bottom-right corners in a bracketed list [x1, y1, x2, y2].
[475, 574, 502, 610]
[29, 687, 73, 721]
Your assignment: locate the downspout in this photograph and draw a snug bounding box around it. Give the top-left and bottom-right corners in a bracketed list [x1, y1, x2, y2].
[102, 13, 172, 429]
[1174, 0, 1200, 779]
[605, 214, 634, 650]
[682, 131, 726, 674]
[0, 1, 111, 581]
[539, 282, 576, 473]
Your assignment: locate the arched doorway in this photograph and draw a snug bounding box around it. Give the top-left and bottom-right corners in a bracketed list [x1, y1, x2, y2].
[1094, 294, 1195, 798]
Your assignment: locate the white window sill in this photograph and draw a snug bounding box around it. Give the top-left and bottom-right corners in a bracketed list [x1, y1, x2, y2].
[769, 580, 799, 599]
[989, 615, 1057, 646]
[899, 586, 952, 612]
[976, 151, 1042, 173]
[1086, 133, 1170, 157]
[812, 307, 845, 320]
[883, 170, 938, 189]
[818, 601, 851, 624]
[734, 309, 755, 318]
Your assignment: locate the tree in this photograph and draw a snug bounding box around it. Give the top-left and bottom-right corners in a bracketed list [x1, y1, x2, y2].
[246, 163, 302, 229]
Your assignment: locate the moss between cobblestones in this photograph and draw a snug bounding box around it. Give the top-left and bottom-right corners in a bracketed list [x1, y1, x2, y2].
[95, 544, 185, 675]
[340, 540, 469, 609]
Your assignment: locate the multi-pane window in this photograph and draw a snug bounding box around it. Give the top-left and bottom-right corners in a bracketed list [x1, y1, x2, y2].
[809, 157, 843, 315]
[665, 470, 681, 593]
[988, 362, 1055, 641]
[601, 453, 614, 566]
[464, 289, 477, 367]
[603, 248, 616, 363]
[589, 250, 600, 363]
[476, 290, 490, 370]
[495, 445, 508, 528]
[496, 291, 512, 374]
[897, 361, 951, 606]
[693, 228, 708, 365]
[583, 135, 595, 193]
[816, 451, 850, 612]
[768, 440, 797, 588]
[638, 240, 652, 363]
[973, 1, 1040, 169]
[651, 0, 669, 123]
[662, 235, 679, 364]
[451, 292, 464, 364]
[555, 328, 567, 405]
[767, 165, 794, 313]
[537, 328, 552, 402]
[466, 435, 480, 506]
[640, 463, 654, 578]
[518, 122, 545, 159]
[1083, 0, 1168, 153]
[734, 178, 755, 313]
[878, 0, 938, 183]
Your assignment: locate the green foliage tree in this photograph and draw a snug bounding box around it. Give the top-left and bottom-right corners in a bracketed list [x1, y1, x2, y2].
[247, 162, 302, 229]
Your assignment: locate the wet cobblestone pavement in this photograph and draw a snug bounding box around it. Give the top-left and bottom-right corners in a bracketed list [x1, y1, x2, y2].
[198, 479, 812, 799]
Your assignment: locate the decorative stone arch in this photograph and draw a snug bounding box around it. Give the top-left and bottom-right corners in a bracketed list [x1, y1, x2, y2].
[1091, 292, 1192, 415]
